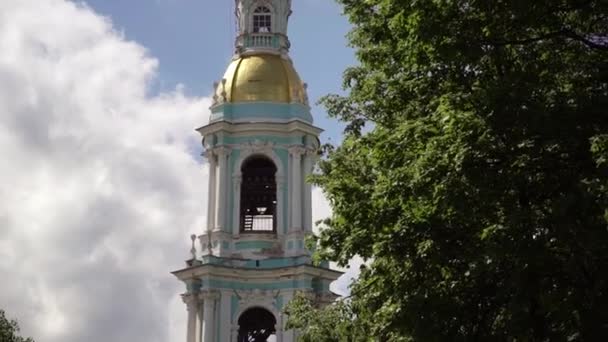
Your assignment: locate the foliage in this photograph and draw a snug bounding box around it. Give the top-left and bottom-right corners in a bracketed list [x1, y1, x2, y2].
[0, 310, 34, 342]
[285, 293, 376, 342]
[289, 0, 608, 341]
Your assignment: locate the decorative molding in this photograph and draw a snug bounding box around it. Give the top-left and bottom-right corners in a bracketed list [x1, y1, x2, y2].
[214, 146, 232, 157]
[242, 139, 275, 155]
[203, 149, 215, 160]
[197, 119, 323, 138]
[233, 289, 281, 320]
[232, 140, 285, 178]
[182, 293, 199, 310]
[304, 147, 317, 156]
[199, 290, 221, 301]
[288, 145, 306, 156]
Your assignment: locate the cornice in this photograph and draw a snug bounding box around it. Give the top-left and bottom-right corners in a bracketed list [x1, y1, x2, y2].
[172, 262, 342, 282]
[196, 120, 323, 137]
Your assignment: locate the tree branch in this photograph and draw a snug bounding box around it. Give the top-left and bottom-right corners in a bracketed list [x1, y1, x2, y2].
[564, 30, 608, 51]
[484, 29, 608, 51]
[484, 30, 570, 47]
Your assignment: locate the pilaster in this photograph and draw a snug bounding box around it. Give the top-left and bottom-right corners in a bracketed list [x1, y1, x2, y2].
[183, 294, 200, 342]
[232, 174, 242, 238]
[288, 146, 306, 232]
[199, 290, 220, 342]
[219, 291, 232, 342]
[276, 175, 286, 237]
[205, 150, 217, 233]
[302, 148, 316, 233]
[215, 147, 231, 232]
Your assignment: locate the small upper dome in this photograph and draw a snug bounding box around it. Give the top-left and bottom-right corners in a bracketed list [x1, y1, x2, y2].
[214, 54, 308, 105]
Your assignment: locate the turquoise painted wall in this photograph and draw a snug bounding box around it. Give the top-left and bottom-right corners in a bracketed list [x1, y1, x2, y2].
[210, 102, 313, 123]
[231, 295, 239, 321]
[199, 255, 313, 269]
[234, 240, 274, 250]
[223, 135, 302, 145]
[202, 278, 312, 291]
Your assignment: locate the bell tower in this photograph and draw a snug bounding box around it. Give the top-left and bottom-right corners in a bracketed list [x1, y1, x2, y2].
[172, 1, 341, 341]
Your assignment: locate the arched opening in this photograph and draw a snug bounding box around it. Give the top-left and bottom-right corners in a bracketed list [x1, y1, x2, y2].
[238, 307, 277, 342]
[252, 6, 272, 33]
[240, 155, 277, 233]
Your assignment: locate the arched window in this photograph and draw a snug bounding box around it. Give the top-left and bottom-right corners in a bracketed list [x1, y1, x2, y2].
[238, 307, 276, 342]
[252, 6, 272, 33]
[240, 156, 277, 233]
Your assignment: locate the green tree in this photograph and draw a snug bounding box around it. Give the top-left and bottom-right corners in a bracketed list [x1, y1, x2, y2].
[0, 310, 34, 342]
[287, 0, 608, 341]
[285, 293, 373, 342]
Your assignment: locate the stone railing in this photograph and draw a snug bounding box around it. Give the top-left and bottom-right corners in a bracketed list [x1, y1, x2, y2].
[235, 33, 290, 54]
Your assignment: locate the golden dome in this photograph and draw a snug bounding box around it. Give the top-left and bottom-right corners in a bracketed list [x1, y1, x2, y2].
[217, 54, 307, 104]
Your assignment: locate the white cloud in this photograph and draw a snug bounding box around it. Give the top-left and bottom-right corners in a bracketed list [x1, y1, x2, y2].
[312, 187, 363, 296]
[0, 1, 209, 341]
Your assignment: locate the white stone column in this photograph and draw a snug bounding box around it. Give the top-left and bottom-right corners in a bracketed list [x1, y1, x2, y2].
[303, 149, 315, 233]
[215, 147, 231, 232]
[205, 150, 217, 233]
[200, 291, 218, 342]
[197, 302, 204, 342]
[232, 174, 242, 238]
[218, 291, 231, 342]
[231, 325, 239, 342]
[183, 294, 200, 342]
[275, 314, 284, 341]
[289, 146, 305, 231]
[276, 175, 285, 237]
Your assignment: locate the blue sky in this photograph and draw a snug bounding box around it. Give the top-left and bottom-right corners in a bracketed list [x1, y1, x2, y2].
[83, 0, 356, 142]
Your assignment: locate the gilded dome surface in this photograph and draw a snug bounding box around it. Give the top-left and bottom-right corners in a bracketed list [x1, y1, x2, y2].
[216, 54, 307, 104]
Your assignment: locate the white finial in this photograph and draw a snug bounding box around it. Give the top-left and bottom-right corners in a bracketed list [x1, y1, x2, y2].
[221, 78, 228, 101]
[190, 234, 197, 259]
[303, 82, 309, 105]
[207, 233, 214, 256]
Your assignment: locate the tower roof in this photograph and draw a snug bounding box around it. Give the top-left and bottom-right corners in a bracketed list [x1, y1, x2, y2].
[215, 54, 307, 105]
[209, 0, 312, 123]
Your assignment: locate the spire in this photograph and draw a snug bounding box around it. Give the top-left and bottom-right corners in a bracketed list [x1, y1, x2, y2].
[234, 0, 292, 56]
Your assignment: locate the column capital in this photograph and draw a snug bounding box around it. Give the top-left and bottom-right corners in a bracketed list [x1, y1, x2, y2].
[198, 290, 220, 301]
[214, 146, 232, 157]
[203, 149, 215, 160]
[305, 147, 318, 156]
[182, 293, 199, 309]
[288, 145, 307, 156]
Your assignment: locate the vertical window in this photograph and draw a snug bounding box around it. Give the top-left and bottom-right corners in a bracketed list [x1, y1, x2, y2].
[252, 6, 272, 33]
[240, 156, 277, 233]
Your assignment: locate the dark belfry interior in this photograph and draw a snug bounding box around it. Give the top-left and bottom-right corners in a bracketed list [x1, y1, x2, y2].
[240, 156, 277, 232]
[238, 307, 277, 342]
